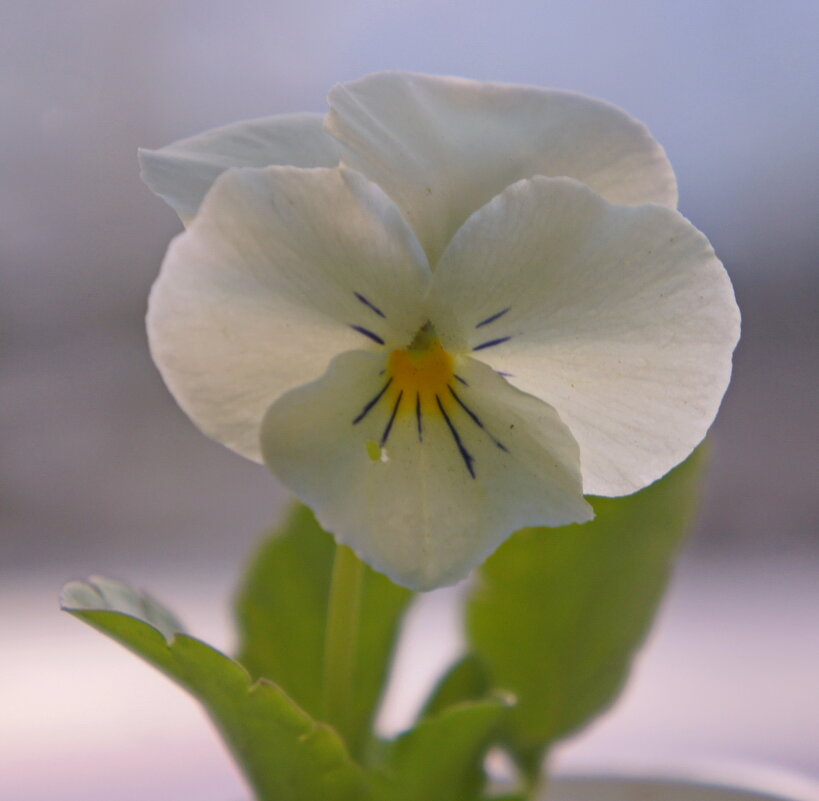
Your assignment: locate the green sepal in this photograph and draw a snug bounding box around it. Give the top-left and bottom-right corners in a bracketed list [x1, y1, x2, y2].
[234, 503, 413, 757]
[61, 576, 369, 801]
[369, 698, 511, 801]
[466, 449, 705, 778]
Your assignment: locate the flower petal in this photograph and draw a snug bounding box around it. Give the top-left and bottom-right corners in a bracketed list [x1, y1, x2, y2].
[430, 176, 740, 497]
[261, 350, 591, 591]
[139, 113, 340, 224]
[148, 166, 430, 461]
[326, 71, 676, 264]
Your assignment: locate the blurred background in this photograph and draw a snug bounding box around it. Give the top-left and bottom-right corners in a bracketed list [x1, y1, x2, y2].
[2, 1, 817, 798]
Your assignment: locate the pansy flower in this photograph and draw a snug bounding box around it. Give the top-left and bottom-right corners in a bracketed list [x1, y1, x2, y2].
[141, 72, 739, 590]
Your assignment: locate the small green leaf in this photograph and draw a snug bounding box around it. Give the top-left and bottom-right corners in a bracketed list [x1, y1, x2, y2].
[234, 503, 413, 758]
[369, 698, 510, 801]
[420, 653, 490, 719]
[63, 574, 185, 639]
[62, 577, 369, 801]
[466, 450, 705, 776]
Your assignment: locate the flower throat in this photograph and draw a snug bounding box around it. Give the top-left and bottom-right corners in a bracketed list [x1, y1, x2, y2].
[388, 322, 455, 418]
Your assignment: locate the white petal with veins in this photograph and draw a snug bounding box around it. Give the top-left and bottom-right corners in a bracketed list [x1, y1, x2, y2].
[261, 350, 591, 590]
[139, 113, 340, 224]
[326, 71, 676, 264]
[431, 176, 740, 496]
[148, 166, 430, 461]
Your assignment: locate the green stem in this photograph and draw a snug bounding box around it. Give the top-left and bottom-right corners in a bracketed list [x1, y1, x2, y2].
[322, 543, 365, 743]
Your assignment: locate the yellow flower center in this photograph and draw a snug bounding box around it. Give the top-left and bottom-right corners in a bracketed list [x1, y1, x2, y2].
[351, 320, 502, 478]
[388, 324, 455, 417]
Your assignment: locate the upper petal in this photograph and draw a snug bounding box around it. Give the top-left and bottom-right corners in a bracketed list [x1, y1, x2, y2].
[261, 350, 591, 591]
[430, 176, 740, 497]
[326, 71, 677, 264]
[139, 113, 340, 224]
[148, 165, 430, 461]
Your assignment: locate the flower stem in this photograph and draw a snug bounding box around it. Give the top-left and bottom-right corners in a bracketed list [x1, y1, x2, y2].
[322, 543, 365, 744]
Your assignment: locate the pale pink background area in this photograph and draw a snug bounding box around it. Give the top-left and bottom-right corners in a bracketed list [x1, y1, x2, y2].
[2, 1, 818, 798]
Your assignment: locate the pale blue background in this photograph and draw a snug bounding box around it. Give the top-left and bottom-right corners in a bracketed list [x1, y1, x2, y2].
[2, 1, 817, 799]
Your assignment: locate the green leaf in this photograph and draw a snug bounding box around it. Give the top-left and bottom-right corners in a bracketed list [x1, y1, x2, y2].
[62, 576, 369, 801]
[369, 698, 510, 801]
[234, 503, 413, 758]
[466, 449, 705, 776]
[420, 653, 490, 719]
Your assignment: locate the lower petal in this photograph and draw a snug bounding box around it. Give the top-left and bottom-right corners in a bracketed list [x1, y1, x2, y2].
[261, 351, 591, 591]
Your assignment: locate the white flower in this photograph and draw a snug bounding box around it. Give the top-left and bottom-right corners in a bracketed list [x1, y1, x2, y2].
[141, 72, 740, 590]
